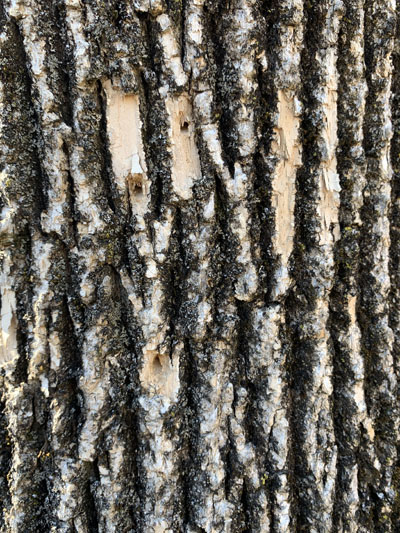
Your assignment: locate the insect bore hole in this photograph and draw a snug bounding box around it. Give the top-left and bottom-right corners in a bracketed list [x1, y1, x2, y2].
[152, 354, 163, 373]
[128, 173, 144, 196]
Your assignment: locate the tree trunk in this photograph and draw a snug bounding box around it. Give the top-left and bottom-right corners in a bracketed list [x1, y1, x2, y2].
[0, 0, 399, 531]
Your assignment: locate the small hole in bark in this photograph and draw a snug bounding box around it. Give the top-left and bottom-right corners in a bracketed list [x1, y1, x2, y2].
[181, 121, 189, 132]
[133, 182, 142, 194]
[128, 173, 143, 196]
[152, 355, 163, 373]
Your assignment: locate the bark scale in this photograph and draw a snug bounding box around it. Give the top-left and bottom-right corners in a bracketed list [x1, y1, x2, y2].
[0, 0, 399, 532]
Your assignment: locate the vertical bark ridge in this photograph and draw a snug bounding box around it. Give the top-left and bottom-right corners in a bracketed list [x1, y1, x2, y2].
[286, 1, 343, 530]
[183, 1, 265, 529]
[0, 3, 57, 529]
[245, 2, 304, 531]
[177, 2, 236, 529]
[357, 1, 398, 530]
[60, 3, 137, 530]
[123, 9, 189, 530]
[329, 1, 370, 531]
[205, 4, 263, 526]
[390, 4, 400, 529]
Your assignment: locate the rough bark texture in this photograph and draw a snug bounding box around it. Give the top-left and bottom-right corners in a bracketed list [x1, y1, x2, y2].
[0, 0, 399, 531]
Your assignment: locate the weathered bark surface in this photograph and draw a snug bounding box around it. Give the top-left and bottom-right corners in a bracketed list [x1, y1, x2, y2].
[0, 0, 399, 531]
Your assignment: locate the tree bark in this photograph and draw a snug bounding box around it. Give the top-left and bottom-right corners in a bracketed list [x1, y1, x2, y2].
[0, 0, 399, 531]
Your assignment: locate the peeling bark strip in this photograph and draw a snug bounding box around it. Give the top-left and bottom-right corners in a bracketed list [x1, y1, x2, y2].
[0, 0, 399, 531]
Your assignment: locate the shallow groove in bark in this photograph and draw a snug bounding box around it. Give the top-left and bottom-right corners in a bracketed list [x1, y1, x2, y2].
[62, 142, 79, 247]
[164, 207, 185, 354]
[13, 231, 34, 385]
[228, 300, 250, 529]
[5, 19, 47, 219]
[139, 70, 167, 220]
[84, 460, 100, 533]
